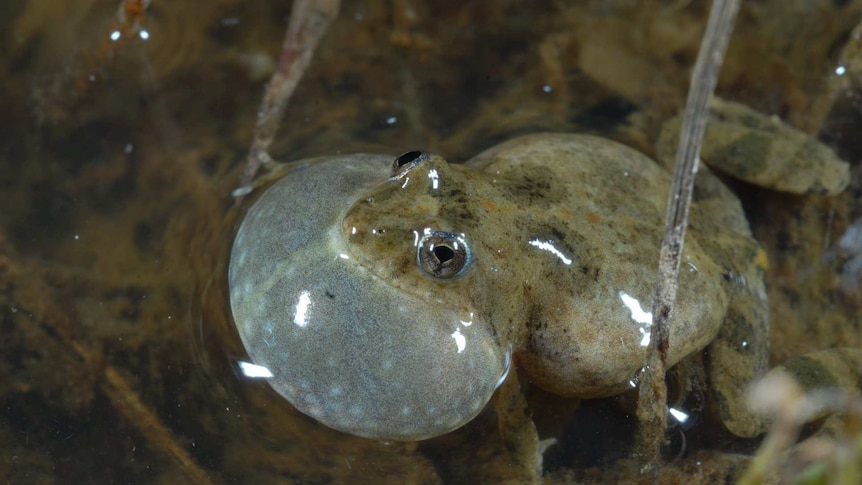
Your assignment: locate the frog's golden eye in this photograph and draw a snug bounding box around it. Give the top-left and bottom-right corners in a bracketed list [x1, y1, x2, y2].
[391, 150, 428, 178]
[417, 231, 472, 280]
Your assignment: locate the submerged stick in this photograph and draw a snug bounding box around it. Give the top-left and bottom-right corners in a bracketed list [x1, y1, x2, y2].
[101, 364, 215, 485]
[235, 0, 341, 196]
[63, 339, 215, 484]
[637, 0, 740, 470]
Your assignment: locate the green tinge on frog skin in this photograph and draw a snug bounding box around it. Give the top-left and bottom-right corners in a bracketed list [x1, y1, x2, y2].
[230, 134, 728, 440]
[229, 130, 859, 443]
[229, 155, 508, 441]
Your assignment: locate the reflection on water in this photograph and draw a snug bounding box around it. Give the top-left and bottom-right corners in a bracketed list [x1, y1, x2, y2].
[1, 0, 861, 483]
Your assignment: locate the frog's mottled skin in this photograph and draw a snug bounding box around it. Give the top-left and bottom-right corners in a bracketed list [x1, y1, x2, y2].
[657, 98, 850, 195]
[347, 134, 763, 396]
[230, 117, 860, 441]
[230, 131, 774, 440]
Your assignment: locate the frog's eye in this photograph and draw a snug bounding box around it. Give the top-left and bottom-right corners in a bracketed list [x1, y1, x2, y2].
[391, 150, 428, 178]
[417, 231, 472, 279]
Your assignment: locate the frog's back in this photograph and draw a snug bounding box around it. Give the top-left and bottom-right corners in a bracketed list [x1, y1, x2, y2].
[467, 133, 762, 398]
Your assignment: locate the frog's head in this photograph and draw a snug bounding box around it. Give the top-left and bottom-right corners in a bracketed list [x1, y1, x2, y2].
[342, 151, 487, 287]
[228, 153, 509, 441]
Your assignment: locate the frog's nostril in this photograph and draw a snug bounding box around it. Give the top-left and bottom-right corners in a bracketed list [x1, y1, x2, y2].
[391, 151, 429, 177]
[395, 151, 423, 167]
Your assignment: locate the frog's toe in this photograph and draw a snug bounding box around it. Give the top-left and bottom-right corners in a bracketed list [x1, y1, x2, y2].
[706, 306, 770, 438]
[657, 98, 850, 195]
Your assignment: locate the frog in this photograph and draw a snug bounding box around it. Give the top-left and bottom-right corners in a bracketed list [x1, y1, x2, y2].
[227, 98, 862, 445]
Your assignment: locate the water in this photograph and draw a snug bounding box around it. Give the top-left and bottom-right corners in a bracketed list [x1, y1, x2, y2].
[1, 1, 860, 483]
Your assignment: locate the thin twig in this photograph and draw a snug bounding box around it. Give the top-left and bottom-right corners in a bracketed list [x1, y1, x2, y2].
[64, 339, 215, 484]
[234, 0, 341, 197]
[637, 0, 740, 471]
[101, 364, 216, 485]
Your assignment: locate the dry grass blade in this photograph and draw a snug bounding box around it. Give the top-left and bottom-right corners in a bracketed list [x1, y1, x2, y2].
[235, 0, 341, 196]
[636, 0, 741, 471]
[739, 372, 862, 485]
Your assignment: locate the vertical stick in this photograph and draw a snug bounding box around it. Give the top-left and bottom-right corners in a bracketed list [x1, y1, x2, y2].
[637, 0, 740, 471]
[235, 0, 341, 196]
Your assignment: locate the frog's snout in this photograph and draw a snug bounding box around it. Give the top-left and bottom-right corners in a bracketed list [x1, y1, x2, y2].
[228, 155, 505, 440]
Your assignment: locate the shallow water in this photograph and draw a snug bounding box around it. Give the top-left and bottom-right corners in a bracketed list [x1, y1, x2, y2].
[1, 1, 861, 483]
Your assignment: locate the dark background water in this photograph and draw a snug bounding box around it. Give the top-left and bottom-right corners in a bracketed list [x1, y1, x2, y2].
[1, 1, 861, 483]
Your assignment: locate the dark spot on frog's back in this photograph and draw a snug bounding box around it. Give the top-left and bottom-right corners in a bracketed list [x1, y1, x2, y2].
[439, 188, 475, 222]
[780, 356, 839, 390]
[499, 163, 568, 206]
[716, 305, 769, 357]
[579, 265, 600, 281]
[452, 206, 475, 222]
[707, 132, 769, 179]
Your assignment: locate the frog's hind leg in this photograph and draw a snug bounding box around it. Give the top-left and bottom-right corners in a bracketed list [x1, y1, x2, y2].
[741, 348, 862, 482]
[697, 169, 862, 438]
[775, 348, 862, 390]
[684, 164, 773, 438]
[703, 258, 771, 438]
[656, 98, 850, 196]
[711, 336, 862, 439]
[765, 348, 862, 419]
